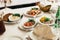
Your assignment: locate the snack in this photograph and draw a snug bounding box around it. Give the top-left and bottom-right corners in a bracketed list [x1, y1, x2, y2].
[27, 8, 41, 16]
[33, 24, 55, 40]
[3, 13, 20, 22]
[40, 16, 53, 25]
[24, 19, 35, 28]
[9, 14, 20, 21]
[36, 2, 51, 12]
[3, 13, 12, 22]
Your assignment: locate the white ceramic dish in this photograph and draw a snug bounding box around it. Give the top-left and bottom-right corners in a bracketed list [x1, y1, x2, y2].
[24, 6, 43, 18]
[18, 18, 36, 32]
[38, 14, 55, 25]
[8, 15, 20, 21]
[2, 13, 21, 24]
[23, 19, 36, 29]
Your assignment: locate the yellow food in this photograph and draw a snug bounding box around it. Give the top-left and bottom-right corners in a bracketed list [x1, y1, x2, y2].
[40, 17, 46, 23]
[9, 15, 20, 21]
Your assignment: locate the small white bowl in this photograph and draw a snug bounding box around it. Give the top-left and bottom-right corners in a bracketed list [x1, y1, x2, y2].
[24, 7, 43, 17]
[39, 14, 55, 25]
[23, 24, 35, 29]
[23, 19, 36, 29]
[2, 13, 21, 24]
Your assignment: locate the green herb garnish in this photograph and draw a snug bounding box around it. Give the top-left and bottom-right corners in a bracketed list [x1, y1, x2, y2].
[28, 19, 35, 23]
[13, 14, 20, 17]
[32, 8, 38, 10]
[45, 18, 50, 22]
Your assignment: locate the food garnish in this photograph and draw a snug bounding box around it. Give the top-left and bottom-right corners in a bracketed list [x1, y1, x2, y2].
[32, 8, 39, 10]
[9, 14, 20, 21]
[13, 13, 20, 17]
[40, 16, 53, 24]
[3, 13, 20, 22]
[27, 8, 41, 16]
[40, 16, 50, 23]
[24, 19, 35, 27]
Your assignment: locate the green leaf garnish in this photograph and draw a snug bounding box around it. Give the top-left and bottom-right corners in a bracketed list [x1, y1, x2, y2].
[32, 8, 38, 10]
[45, 17, 50, 22]
[13, 14, 20, 17]
[28, 19, 35, 23]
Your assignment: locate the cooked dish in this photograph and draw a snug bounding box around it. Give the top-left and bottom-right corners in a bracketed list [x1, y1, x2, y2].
[3, 13, 20, 22]
[27, 8, 41, 16]
[36, 2, 51, 12]
[3, 13, 12, 22]
[9, 14, 20, 21]
[33, 24, 55, 40]
[40, 5, 51, 12]
[24, 19, 35, 28]
[40, 16, 53, 24]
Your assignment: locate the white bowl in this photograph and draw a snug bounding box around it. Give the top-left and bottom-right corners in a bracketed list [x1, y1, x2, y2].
[23, 19, 36, 29]
[24, 7, 43, 17]
[23, 23, 36, 29]
[8, 15, 20, 21]
[2, 13, 21, 24]
[39, 14, 55, 25]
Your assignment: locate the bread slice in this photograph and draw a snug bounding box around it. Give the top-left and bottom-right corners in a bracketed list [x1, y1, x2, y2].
[33, 24, 55, 40]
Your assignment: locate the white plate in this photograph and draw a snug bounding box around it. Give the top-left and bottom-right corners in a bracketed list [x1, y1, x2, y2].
[2, 13, 21, 24]
[18, 18, 36, 32]
[21, 18, 36, 29]
[24, 6, 43, 18]
[38, 14, 55, 25]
